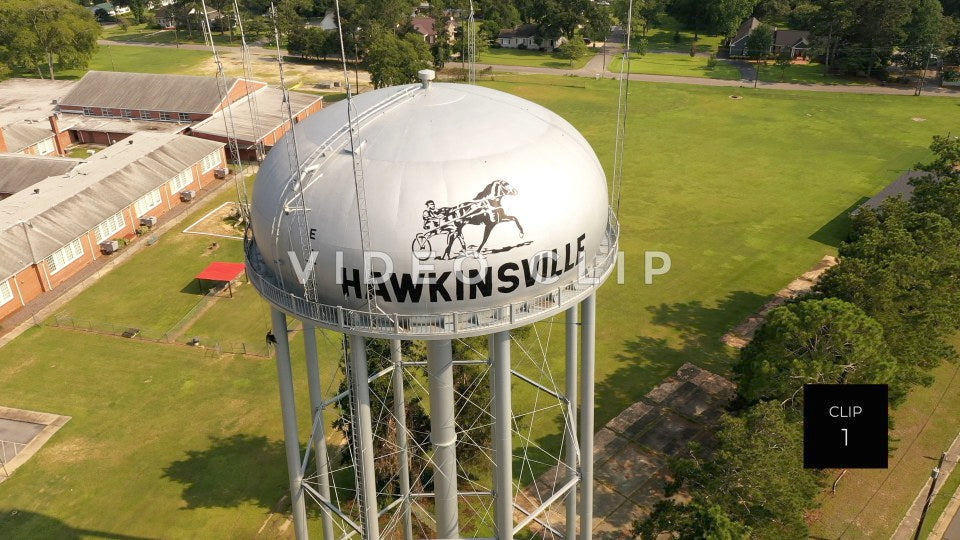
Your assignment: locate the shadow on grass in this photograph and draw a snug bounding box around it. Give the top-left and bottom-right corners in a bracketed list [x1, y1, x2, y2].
[595, 291, 765, 423]
[808, 196, 868, 247]
[162, 434, 289, 510]
[0, 510, 155, 539]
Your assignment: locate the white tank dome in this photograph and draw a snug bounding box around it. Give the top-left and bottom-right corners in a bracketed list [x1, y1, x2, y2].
[246, 81, 617, 336]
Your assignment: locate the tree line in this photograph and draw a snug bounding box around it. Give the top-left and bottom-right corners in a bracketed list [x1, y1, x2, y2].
[637, 134, 960, 539]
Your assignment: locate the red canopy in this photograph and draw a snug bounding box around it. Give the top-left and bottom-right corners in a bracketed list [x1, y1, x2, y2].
[195, 261, 246, 282]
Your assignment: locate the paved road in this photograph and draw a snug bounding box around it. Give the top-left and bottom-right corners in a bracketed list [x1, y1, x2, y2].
[101, 37, 960, 97]
[946, 507, 960, 540]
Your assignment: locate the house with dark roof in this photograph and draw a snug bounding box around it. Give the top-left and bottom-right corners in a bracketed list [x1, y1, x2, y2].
[726, 17, 811, 59]
[497, 24, 566, 52]
[773, 29, 811, 58]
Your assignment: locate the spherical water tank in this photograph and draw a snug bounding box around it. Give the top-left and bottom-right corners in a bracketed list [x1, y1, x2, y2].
[247, 77, 616, 334]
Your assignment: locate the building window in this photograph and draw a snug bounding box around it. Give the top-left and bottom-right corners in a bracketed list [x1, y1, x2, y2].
[134, 188, 162, 217]
[36, 138, 55, 156]
[83, 107, 94, 116]
[45, 238, 84, 274]
[159, 111, 171, 121]
[101, 108, 113, 117]
[169, 169, 193, 192]
[94, 211, 126, 243]
[140, 110, 151, 119]
[178, 112, 190, 122]
[0, 279, 13, 306]
[201, 151, 221, 173]
[122, 109, 133, 118]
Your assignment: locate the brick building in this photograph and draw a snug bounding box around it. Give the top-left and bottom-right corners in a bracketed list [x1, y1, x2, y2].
[0, 132, 225, 321]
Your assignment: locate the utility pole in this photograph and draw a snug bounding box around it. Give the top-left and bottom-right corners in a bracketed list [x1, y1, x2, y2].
[913, 452, 947, 540]
[916, 53, 937, 97]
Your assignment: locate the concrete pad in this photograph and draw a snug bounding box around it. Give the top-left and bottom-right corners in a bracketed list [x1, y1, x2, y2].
[607, 401, 658, 439]
[633, 411, 703, 455]
[0, 406, 70, 483]
[597, 444, 664, 497]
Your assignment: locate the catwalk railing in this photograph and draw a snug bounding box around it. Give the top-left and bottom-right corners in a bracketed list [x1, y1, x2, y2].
[245, 209, 619, 338]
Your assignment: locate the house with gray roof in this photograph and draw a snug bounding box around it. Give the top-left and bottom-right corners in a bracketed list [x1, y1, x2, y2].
[727, 17, 811, 59]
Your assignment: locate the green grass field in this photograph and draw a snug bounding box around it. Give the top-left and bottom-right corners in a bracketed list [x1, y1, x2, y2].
[643, 15, 725, 53]
[479, 47, 593, 69]
[4, 76, 960, 537]
[21, 45, 211, 80]
[608, 52, 740, 79]
[755, 61, 866, 85]
[102, 22, 241, 47]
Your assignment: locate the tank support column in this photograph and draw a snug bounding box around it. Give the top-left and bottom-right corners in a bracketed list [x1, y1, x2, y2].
[303, 324, 335, 540]
[390, 340, 414, 540]
[349, 335, 381, 539]
[565, 305, 579, 540]
[578, 295, 596, 540]
[271, 308, 308, 540]
[426, 339, 460, 538]
[491, 331, 513, 539]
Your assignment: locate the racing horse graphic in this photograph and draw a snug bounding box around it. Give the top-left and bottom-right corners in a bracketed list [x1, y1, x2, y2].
[413, 180, 524, 260]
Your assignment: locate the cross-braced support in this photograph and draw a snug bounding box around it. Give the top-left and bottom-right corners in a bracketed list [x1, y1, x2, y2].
[303, 324, 336, 540]
[390, 339, 414, 540]
[350, 335, 381, 539]
[271, 308, 309, 540]
[565, 305, 579, 540]
[578, 295, 596, 540]
[491, 331, 513, 538]
[427, 339, 460, 538]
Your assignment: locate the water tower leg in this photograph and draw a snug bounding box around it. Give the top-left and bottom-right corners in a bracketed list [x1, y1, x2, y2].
[270, 308, 309, 540]
[349, 334, 381, 540]
[390, 339, 414, 540]
[578, 295, 596, 540]
[303, 324, 335, 540]
[564, 305, 578, 540]
[426, 339, 460, 539]
[491, 330, 513, 539]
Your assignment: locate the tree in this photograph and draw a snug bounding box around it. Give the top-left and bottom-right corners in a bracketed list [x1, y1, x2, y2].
[900, 0, 947, 69]
[0, 0, 100, 80]
[746, 23, 775, 59]
[639, 401, 820, 539]
[366, 32, 431, 88]
[114, 0, 147, 23]
[735, 298, 904, 409]
[775, 52, 792, 80]
[636, 500, 751, 540]
[816, 198, 960, 386]
[557, 35, 588, 65]
[333, 339, 432, 495]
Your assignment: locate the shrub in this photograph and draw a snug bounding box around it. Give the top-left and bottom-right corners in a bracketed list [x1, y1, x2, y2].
[517, 43, 527, 50]
[706, 54, 717, 69]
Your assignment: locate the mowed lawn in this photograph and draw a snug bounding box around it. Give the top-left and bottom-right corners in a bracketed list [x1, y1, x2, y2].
[21, 45, 211, 80]
[102, 22, 241, 47]
[479, 47, 593, 69]
[608, 52, 740, 79]
[4, 76, 960, 537]
[756, 61, 867, 86]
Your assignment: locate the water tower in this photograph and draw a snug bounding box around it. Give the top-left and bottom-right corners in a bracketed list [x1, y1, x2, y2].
[245, 70, 618, 539]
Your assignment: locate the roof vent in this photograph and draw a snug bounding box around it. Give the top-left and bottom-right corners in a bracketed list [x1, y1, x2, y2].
[33, 188, 40, 195]
[418, 69, 435, 89]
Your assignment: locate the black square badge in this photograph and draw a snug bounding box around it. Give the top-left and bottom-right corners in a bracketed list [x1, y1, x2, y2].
[804, 384, 888, 469]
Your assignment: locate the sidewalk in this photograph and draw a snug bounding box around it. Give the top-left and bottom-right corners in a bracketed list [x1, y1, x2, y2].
[891, 431, 960, 539]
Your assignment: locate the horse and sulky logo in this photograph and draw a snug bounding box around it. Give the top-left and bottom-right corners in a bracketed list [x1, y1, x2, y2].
[412, 180, 527, 260]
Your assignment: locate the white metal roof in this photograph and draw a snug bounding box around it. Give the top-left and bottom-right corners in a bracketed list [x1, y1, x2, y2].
[190, 87, 322, 144]
[0, 132, 224, 278]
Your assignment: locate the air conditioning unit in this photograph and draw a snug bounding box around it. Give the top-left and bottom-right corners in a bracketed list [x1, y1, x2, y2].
[180, 190, 196, 202]
[214, 168, 228, 179]
[100, 240, 120, 254]
[139, 216, 158, 227]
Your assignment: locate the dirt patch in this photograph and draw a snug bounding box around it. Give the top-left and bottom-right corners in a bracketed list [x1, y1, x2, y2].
[912, 117, 927, 122]
[189, 50, 372, 90]
[185, 202, 244, 239]
[722, 255, 838, 348]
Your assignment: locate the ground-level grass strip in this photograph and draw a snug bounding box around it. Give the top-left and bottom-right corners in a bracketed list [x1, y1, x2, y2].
[810, 358, 960, 539]
[921, 454, 960, 538]
[608, 52, 740, 80]
[479, 48, 592, 70]
[17, 45, 211, 80]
